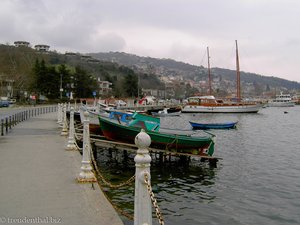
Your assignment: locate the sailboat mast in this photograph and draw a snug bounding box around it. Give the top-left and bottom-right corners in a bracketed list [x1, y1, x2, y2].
[207, 46, 212, 95]
[235, 40, 241, 101]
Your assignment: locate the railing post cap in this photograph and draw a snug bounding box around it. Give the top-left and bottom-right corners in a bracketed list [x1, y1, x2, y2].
[135, 129, 151, 149]
[84, 111, 89, 117]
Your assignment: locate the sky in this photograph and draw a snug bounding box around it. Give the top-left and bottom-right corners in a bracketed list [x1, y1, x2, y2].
[1, 0, 300, 82]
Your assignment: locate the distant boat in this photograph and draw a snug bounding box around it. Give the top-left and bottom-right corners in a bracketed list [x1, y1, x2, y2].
[267, 92, 295, 107]
[189, 121, 238, 130]
[182, 95, 263, 113]
[151, 108, 181, 117]
[182, 40, 263, 113]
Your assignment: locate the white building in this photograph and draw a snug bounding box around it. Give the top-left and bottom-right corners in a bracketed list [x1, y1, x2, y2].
[34, 44, 50, 52]
[14, 41, 30, 47]
[97, 78, 112, 95]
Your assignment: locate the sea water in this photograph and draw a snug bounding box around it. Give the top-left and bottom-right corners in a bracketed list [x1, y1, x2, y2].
[96, 106, 300, 225]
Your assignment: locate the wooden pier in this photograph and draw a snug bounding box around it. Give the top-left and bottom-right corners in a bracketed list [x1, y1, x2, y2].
[77, 133, 219, 167]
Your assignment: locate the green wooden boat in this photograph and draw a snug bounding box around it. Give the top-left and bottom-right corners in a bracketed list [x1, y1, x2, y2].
[98, 116, 215, 156]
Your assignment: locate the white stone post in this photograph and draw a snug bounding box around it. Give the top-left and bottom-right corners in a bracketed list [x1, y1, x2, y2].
[57, 103, 62, 125]
[66, 107, 77, 150]
[61, 104, 68, 136]
[78, 111, 96, 183]
[134, 129, 152, 225]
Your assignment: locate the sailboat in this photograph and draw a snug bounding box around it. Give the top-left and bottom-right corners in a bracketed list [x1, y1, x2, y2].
[182, 41, 264, 113]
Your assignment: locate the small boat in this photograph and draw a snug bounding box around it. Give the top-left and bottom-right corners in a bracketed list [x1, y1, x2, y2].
[151, 108, 181, 117]
[189, 121, 238, 130]
[98, 114, 215, 156]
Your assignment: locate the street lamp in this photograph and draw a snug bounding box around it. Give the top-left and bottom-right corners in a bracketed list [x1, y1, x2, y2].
[137, 74, 140, 99]
[60, 74, 63, 100]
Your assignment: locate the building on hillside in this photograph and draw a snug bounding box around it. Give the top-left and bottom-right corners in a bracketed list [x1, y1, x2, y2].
[97, 78, 112, 96]
[65, 52, 78, 56]
[165, 83, 175, 98]
[34, 44, 50, 52]
[80, 55, 92, 60]
[14, 41, 30, 47]
[87, 58, 100, 63]
[0, 76, 14, 98]
[142, 88, 166, 99]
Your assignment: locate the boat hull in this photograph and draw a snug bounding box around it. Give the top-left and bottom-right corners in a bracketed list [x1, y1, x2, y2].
[267, 102, 295, 107]
[182, 104, 263, 113]
[190, 121, 237, 130]
[99, 116, 215, 156]
[151, 112, 181, 117]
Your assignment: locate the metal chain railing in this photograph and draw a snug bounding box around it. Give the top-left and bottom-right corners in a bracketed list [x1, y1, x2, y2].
[88, 144, 135, 220]
[144, 173, 165, 225]
[89, 144, 135, 189]
[96, 180, 134, 220]
[72, 127, 135, 220]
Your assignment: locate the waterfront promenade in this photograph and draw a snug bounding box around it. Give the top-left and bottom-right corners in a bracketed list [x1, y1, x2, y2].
[0, 112, 124, 225]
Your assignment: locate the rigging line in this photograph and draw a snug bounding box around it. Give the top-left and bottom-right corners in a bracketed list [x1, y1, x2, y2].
[222, 41, 236, 70]
[199, 47, 207, 67]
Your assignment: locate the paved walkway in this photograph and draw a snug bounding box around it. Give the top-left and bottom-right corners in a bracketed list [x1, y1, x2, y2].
[0, 112, 124, 225]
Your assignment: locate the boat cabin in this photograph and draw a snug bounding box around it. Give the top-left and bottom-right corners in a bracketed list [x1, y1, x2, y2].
[187, 96, 220, 105]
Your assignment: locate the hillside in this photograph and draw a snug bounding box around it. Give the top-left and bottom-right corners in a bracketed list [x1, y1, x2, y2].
[1, 44, 299, 100]
[90, 52, 300, 92]
[0, 44, 163, 98]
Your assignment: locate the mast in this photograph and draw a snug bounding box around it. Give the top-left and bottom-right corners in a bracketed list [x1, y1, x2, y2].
[235, 40, 241, 101]
[207, 46, 212, 95]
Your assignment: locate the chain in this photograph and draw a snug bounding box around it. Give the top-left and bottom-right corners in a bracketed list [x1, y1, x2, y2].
[89, 144, 135, 189]
[74, 131, 82, 141]
[144, 173, 165, 225]
[89, 145, 135, 219]
[70, 121, 134, 219]
[96, 180, 134, 220]
[74, 140, 82, 151]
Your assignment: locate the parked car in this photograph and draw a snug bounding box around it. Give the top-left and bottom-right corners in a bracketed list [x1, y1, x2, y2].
[0, 100, 10, 107]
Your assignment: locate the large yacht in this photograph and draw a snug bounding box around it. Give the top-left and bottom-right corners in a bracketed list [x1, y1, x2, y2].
[182, 96, 263, 113]
[268, 92, 295, 107]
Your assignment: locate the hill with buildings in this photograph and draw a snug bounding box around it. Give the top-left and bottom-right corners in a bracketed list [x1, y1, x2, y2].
[90, 52, 300, 98]
[0, 43, 163, 99]
[1, 42, 299, 101]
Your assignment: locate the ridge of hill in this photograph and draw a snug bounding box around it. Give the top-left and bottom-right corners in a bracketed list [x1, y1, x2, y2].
[90, 52, 300, 92]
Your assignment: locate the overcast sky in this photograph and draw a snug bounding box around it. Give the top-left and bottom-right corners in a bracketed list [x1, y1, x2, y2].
[1, 0, 300, 82]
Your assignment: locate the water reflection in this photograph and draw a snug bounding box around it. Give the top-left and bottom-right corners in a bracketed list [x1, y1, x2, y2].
[94, 146, 218, 224]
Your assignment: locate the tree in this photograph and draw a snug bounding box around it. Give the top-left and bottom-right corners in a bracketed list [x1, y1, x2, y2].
[123, 72, 138, 97]
[185, 83, 199, 97]
[57, 64, 71, 98]
[73, 66, 97, 98]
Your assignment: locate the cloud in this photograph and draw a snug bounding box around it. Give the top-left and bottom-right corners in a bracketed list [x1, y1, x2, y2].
[1, 0, 300, 82]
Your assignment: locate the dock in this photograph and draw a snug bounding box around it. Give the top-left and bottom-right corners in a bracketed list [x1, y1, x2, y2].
[0, 112, 124, 225]
[75, 133, 219, 167]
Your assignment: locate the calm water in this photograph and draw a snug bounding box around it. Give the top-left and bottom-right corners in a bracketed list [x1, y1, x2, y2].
[95, 106, 300, 225]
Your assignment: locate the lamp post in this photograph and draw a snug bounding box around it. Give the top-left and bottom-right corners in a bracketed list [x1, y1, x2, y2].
[60, 74, 63, 100]
[137, 74, 140, 99]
